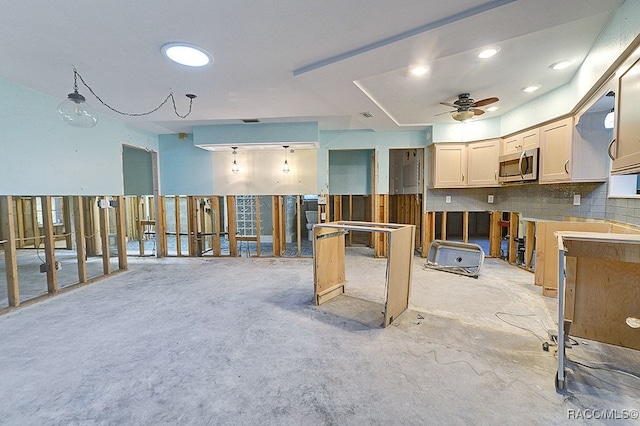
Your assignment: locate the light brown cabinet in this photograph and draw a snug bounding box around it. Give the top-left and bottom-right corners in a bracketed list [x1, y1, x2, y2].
[467, 139, 499, 187]
[501, 128, 539, 156]
[539, 117, 573, 182]
[611, 55, 640, 174]
[429, 139, 499, 188]
[428, 143, 466, 188]
[539, 116, 609, 184]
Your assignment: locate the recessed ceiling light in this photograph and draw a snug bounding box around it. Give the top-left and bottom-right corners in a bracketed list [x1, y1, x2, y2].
[522, 85, 541, 93]
[486, 106, 499, 112]
[162, 42, 212, 67]
[410, 65, 429, 76]
[478, 48, 499, 59]
[550, 61, 573, 70]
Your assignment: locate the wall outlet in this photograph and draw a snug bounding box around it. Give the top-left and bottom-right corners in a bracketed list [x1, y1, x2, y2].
[317, 195, 327, 205]
[445, 195, 451, 204]
[321, 212, 326, 221]
[488, 195, 494, 204]
[573, 194, 581, 206]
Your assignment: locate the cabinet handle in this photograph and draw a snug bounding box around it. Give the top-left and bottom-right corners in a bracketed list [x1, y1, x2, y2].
[462, 173, 464, 182]
[607, 139, 616, 161]
[564, 159, 569, 174]
[495, 170, 497, 181]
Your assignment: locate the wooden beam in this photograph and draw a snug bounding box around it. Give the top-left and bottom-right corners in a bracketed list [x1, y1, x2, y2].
[296, 195, 302, 257]
[41, 196, 59, 293]
[175, 196, 182, 256]
[187, 196, 198, 256]
[1, 196, 20, 306]
[156, 196, 167, 257]
[63, 197, 73, 249]
[256, 196, 262, 257]
[348, 195, 353, 246]
[115, 196, 128, 270]
[489, 211, 502, 258]
[508, 212, 518, 264]
[211, 196, 221, 257]
[463, 210, 469, 243]
[31, 198, 40, 248]
[441, 211, 447, 241]
[227, 196, 238, 257]
[525, 221, 535, 269]
[137, 197, 145, 256]
[272, 196, 282, 256]
[73, 196, 87, 284]
[98, 198, 111, 275]
[15, 198, 24, 249]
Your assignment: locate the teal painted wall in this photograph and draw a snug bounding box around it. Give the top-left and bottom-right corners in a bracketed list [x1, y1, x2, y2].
[0, 77, 157, 195]
[158, 133, 214, 195]
[319, 129, 429, 194]
[329, 150, 373, 195]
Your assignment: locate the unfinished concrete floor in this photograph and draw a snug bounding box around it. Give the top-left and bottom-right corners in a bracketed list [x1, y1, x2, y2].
[0, 248, 638, 425]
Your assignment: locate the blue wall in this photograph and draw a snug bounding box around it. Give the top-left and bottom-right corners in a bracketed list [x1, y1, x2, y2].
[158, 133, 213, 195]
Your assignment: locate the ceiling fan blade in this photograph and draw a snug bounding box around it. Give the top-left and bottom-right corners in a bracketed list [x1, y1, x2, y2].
[434, 110, 456, 117]
[472, 108, 485, 116]
[440, 102, 458, 108]
[472, 97, 499, 107]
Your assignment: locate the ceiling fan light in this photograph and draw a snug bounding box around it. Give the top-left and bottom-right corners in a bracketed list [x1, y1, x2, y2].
[452, 110, 474, 122]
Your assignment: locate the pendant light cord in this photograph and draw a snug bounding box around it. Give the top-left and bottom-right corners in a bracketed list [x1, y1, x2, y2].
[73, 68, 195, 118]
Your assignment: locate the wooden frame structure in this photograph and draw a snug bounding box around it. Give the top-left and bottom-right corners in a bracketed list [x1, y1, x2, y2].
[312, 221, 415, 327]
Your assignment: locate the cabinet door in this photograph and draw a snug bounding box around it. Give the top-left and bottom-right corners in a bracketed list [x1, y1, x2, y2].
[540, 117, 573, 183]
[521, 128, 540, 150]
[468, 139, 499, 187]
[431, 143, 467, 188]
[501, 135, 520, 155]
[613, 56, 640, 174]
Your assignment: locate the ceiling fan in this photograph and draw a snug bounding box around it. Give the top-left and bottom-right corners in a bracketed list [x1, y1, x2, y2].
[438, 93, 499, 122]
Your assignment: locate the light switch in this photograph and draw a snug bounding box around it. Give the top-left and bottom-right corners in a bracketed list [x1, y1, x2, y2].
[445, 196, 451, 204]
[573, 194, 581, 206]
[488, 195, 494, 204]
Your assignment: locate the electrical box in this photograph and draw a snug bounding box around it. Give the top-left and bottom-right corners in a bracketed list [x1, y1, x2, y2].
[318, 195, 327, 205]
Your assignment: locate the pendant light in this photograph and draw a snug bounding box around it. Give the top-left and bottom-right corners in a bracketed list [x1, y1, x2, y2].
[58, 70, 97, 127]
[231, 147, 239, 173]
[282, 145, 290, 173]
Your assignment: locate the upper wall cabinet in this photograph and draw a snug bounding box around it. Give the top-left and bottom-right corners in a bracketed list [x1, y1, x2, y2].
[501, 128, 539, 156]
[539, 116, 609, 184]
[428, 139, 500, 188]
[428, 143, 466, 188]
[612, 56, 640, 175]
[467, 139, 500, 187]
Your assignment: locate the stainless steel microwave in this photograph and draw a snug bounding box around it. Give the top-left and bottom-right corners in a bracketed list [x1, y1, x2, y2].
[498, 148, 538, 183]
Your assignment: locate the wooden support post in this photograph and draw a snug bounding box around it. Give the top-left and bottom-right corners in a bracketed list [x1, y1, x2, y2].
[296, 195, 302, 257]
[256, 196, 262, 257]
[137, 197, 145, 256]
[463, 211, 469, 243]
[156, 196, 167, 257]
[73, 196, 87, 283]
[227, 196, 238, 257]
[348, 195, 353, 246]
[273, 196, 282, 256]
[525, 221, 535, 269]
[41, 196, 59, 293]
[115, 196, 128, 270]
[31, 198, 40, 248]
[333, 195, 342, 221]
[508, 212, 518, 264]
[373, 194, 389, 258]
[187, 196, 198, 256]
[98, 198, 111, 275]
[175, 196, 182, 257]
[489, 211, 501, 258]
[63, 197, 73, 249]
[1, 196, 20, 306]
[441, 211, 447, 241]
[15, 198, 24, 249]
[211, 196, 221, 257]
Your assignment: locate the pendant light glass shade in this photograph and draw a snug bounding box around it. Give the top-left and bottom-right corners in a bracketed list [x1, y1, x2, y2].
[231, 147, 239, 173]
[58, 91, 97, 127]
[282, 146, 290, 173]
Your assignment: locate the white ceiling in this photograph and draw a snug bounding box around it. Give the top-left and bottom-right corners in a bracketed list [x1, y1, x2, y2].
[0, 0, 624, 134]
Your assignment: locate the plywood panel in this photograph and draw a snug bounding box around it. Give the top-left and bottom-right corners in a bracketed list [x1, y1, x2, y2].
[313, 226, 346, 304]
[384, 225, 415, 326]
[571, 257, 640, 350]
